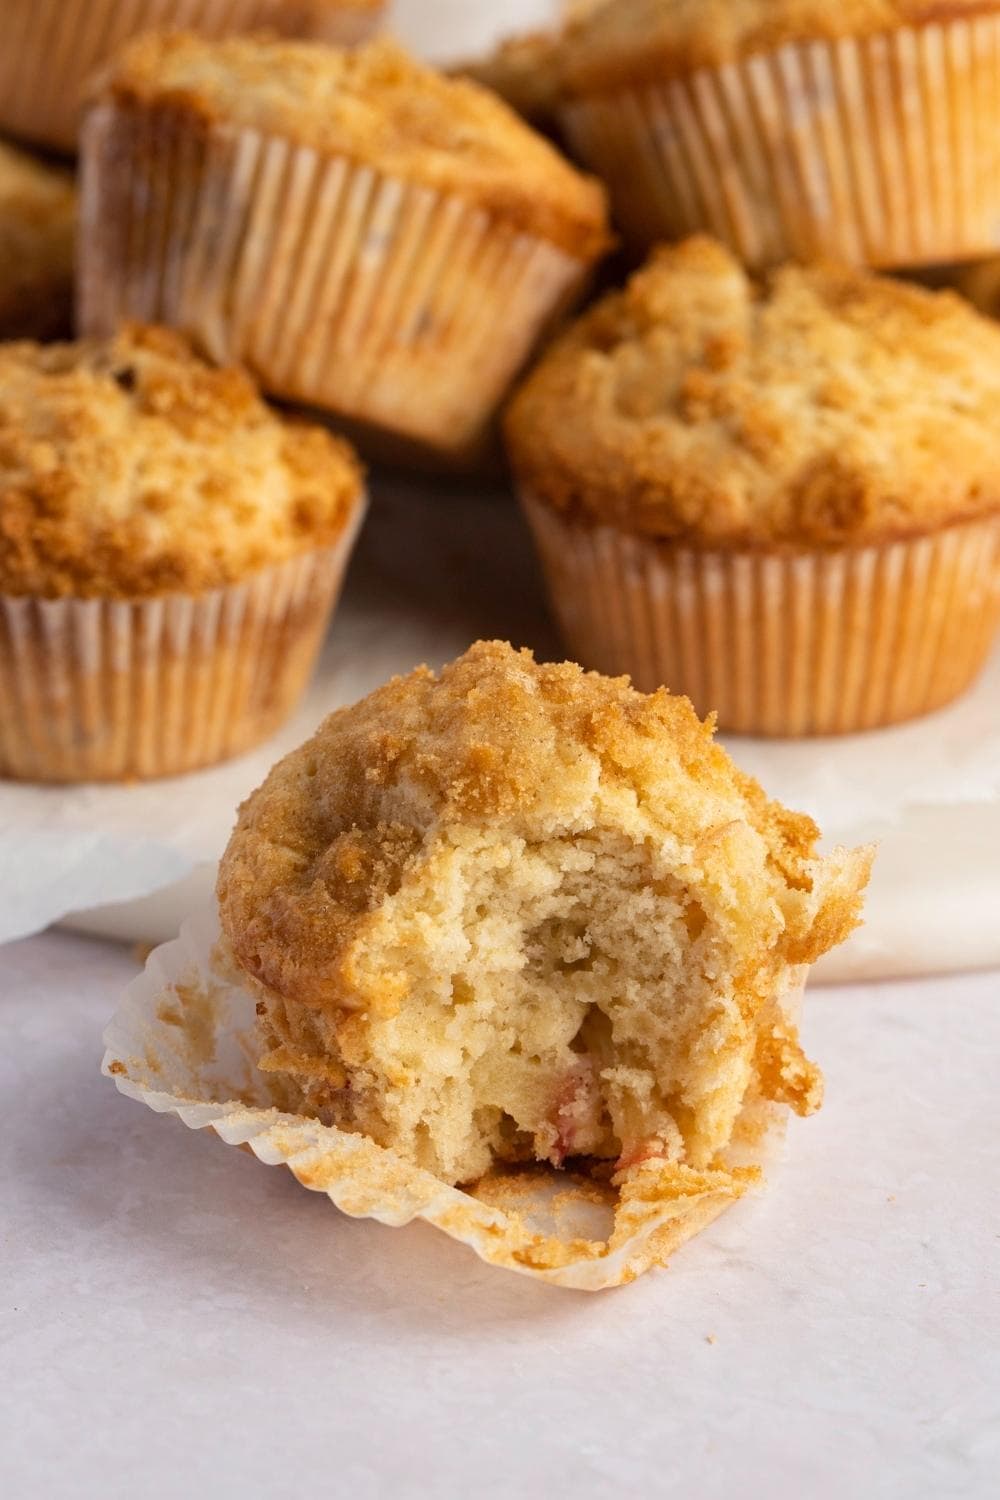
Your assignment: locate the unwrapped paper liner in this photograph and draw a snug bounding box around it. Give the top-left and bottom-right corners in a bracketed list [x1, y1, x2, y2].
[103, 907, 807, 1291]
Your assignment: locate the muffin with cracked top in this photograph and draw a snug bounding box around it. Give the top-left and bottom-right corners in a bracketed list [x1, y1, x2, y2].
[506, 236, 1000, 736]
[216, 640, 871, 1282]
[0, 324, 365, 782]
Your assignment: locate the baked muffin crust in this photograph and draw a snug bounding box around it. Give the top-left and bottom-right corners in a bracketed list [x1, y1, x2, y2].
[0, 324, 363, 598]
[98, 34, 610, 257]
[557, 0, 1000, 93]
[505, 236, 1000, 547]
[0, 141, 74, 341]
[218, 641, 870, 1187]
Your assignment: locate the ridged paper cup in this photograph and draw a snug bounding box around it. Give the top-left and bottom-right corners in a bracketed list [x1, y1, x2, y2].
[0, 509, 363, 783]
[78, 104, 591, 462]
[0, 0, 383, 153]
[559, 15, 1000, 267]
[102, 908, 808, 1291]
[523, 495, 1000, 738]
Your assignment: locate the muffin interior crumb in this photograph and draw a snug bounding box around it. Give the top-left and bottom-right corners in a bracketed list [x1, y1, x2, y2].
[261, 827, 755, 1184]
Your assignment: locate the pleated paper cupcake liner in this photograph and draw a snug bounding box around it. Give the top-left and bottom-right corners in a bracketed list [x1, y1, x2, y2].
[0, 509, 363, 783]
[79, 104, 589, 459]
[0, 0, 381, 152]
[559, 16, 1000, 267]
[102, 908, 807, 1291]
[523, 496, 1000, 737]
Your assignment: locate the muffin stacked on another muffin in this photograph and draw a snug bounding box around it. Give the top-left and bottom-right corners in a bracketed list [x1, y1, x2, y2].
[0, 141, 75, 341]
[506, 236, 1000, 736]
[217, 641, 870, 1266]
[0, 325, 365, 782]
[555, 0, 1000, 267]
[0, 0, 386, 153]
[78, 34, 611, 464]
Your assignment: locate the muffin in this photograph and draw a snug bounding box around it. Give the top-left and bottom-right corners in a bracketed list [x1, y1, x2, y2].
[0, 0, 385, 154]
[77, 35, 611, 464]
[452, 4, 613, 132]
[0, 141, 75, 341]
[556, 0, 1000, 267]
[0, 324, 365, 782]
[216, 641, 871, 1274]
[505, 237, 1000, 737]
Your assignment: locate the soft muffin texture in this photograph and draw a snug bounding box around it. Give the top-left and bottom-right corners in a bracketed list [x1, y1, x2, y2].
[557, 0, 999, 91]
[0, 141, 74, 340]
[505, 236, 1000, 548]
[98, 34, 610, 257]
[218, 641, 871, 1188]
[0, 324, 363, 598]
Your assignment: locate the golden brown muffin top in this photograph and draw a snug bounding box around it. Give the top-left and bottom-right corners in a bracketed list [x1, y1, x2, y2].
[0, 325, 364, 599]
[557, 0, 999, 91]
[0, 141, 75, 339]
[97, 34, 611, 258]
[505, 236, 1000, 548]
[218, 640, 870, 1016]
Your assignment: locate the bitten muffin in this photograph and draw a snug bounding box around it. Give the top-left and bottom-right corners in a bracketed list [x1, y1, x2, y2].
[217, 641, 870, 1274]
[0, 325, 365, 782]
[0, 141, 75, 341]
[78, 35, 611, 465]
[555, 0, 1000, 267]
[0, 0, 385, 153]
[506, 237, 1000, 737]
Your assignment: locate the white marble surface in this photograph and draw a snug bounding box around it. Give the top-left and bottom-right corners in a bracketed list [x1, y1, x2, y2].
[2, 931, 998, 1498]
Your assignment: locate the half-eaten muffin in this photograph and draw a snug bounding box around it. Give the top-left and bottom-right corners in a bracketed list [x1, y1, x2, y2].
[217, 642, 870, 1252]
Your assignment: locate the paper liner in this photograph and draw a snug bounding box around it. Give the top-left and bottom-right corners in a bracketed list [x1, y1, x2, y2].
[78, 105, 589, 460]
[523, 495, 1000, 737]
[0, 0, 382, 153]
[102, 908, 808, 1291]
[0, 507, 363, 783]
[559, 17, 1000, 266]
